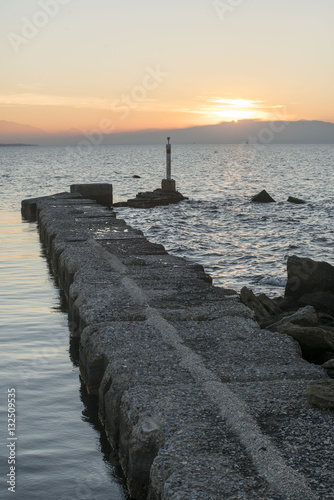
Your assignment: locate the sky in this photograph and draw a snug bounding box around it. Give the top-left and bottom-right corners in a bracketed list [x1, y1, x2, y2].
[1, 0, 334, 137]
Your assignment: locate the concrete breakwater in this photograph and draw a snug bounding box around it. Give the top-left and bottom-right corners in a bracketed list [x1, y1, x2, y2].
[21, 191, 334, 500]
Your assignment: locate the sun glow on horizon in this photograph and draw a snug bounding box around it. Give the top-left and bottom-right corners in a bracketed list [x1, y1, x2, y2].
[187, 97, 289, 124]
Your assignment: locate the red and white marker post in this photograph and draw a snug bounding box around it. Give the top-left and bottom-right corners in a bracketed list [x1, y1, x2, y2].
[161, 137, 176, 192]
[166, 137, 171, 180]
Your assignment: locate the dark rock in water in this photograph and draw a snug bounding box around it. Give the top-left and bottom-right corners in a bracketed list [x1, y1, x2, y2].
[132, 175, 141, 178]
[285, 255, 334, 301]
[306, 380, 334, 409]
[298, 291, 334, 315]
[127, 188, 187, 209]
[287, 196, 306, 204]
[113, 201, 129, 207]
[251, 190, 275, 203]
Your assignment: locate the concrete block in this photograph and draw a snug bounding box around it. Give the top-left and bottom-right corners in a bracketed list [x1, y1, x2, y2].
[70, 183, 113, 208]
[161, 179, 176, 192]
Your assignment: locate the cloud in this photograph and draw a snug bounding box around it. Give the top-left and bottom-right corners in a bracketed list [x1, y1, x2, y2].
[0, 92, 110, 109]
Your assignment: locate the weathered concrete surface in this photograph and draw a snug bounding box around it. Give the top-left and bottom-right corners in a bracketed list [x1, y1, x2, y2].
[70, 183, 113, 207]
[21, 192, 334, 500]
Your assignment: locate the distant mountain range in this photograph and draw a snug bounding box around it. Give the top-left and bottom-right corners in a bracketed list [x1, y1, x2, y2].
[0, 119, 333, 146]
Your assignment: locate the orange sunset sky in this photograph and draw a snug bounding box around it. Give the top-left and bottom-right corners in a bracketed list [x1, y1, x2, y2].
[1, 0, 334, 137]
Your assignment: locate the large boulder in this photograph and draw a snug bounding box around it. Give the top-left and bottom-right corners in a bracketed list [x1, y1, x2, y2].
[276, 323, 334, 351]
[266, 305, 318, 331]
[285, 256, 334, 301]
[251, 190, 275, 203]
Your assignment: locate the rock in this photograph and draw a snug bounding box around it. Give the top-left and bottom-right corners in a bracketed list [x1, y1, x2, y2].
[133, 175, 141, 178]
[287, 196, 306, 204]
[258, 313, 287, 330]
[113, 201, 129, 207]
[285, 256, 334, 301]
[267, 305, 318, 331]
[251, 190, 275, 203]
[276, 323, 334, 351]
[258, 294, 282, 316]
[306, 380, 334, 409]
[317, 312, 334, 327]
[240, 287, 281, 320]
[322, 359, 334, 378]
[240, 287, 269, 319]
[273, 295, 298, 312]
[298, 291, 334, 315]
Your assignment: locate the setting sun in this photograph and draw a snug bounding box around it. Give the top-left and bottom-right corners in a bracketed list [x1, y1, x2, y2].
[186, 97, 287, 125]
[208, 98, 277, 122]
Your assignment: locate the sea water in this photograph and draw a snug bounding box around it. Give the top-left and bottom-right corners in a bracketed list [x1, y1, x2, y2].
[0, 212, 129, 499]
[0, 143, 333, 498]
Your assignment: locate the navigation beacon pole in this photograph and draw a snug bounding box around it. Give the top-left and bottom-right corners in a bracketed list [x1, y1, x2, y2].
[161, 137, 176, 192]
[166, 136, 171, 180]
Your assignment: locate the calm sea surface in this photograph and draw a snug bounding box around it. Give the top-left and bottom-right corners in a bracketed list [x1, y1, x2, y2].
[0, 143, 333, 498]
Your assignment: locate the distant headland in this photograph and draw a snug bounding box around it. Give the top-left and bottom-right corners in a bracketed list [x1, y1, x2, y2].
[1, 119, 334, 146]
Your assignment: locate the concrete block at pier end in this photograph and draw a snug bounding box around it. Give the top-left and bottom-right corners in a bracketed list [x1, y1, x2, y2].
[161, 179, 176, 192]
[70, 183, 113, 208]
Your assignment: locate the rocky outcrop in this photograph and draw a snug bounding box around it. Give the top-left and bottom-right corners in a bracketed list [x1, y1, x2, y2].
[241, 257, 334, 367]
[225, 257, 333, 415]
[125, 188, 187, 208]
[251, 190, 275, 203]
